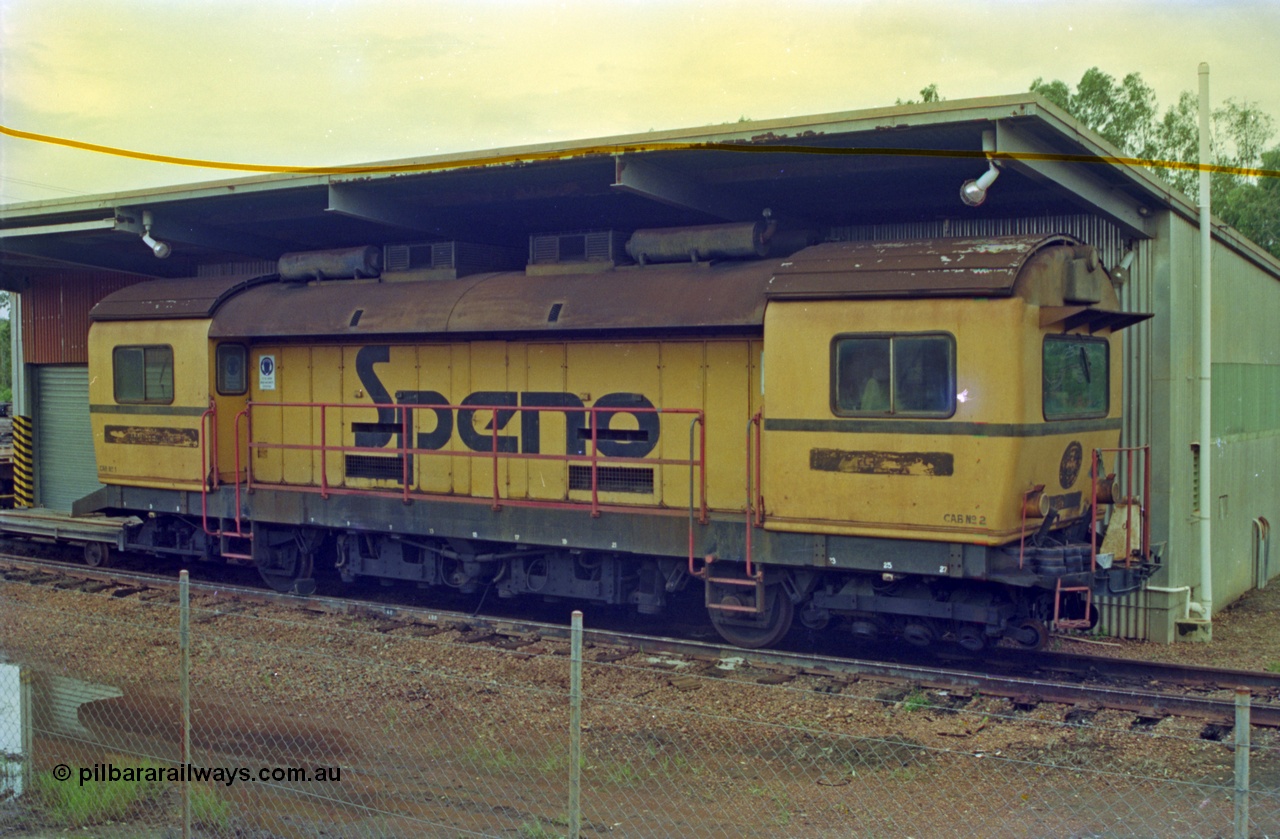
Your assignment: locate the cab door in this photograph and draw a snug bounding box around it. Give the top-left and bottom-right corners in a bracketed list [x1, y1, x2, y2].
[760, 300, 961, 537]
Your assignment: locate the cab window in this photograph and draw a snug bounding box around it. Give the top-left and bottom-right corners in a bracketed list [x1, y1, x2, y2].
[216, 344, 248, 395]
[832, 333, 955, 417]
[1043, 335, 1108, 419]
[113, 345, 174, 404]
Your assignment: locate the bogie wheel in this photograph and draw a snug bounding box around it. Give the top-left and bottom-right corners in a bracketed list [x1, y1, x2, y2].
[955, 623, 987, 653]
[257, 534, 318, 596]
[83, 543, 111, 568]
[708, 583, 795, 649]
[1010, 618, 1049, 651]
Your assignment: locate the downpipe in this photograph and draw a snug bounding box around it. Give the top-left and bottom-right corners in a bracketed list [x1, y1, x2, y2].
[1144, 585, 1209, 620]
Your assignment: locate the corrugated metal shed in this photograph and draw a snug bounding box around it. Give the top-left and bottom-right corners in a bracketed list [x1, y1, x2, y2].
[20, 272, 145, 364]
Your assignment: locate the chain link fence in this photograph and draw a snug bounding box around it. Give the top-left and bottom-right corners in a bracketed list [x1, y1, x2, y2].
[1, 570, 1278, 838]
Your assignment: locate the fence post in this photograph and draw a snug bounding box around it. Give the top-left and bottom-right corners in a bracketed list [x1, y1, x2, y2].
[569, 610, 583, 839]
[20, 667, 34, 795]
[1234, 687, 1250, 839]
[180, 570, 191, 839]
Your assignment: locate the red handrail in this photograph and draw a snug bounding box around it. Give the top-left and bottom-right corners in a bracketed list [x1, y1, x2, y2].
[1091, 445, 1151, 571]
[195, 399, 252, 558]
[237, 400, 709, 522]
[198, 398, 216, 535]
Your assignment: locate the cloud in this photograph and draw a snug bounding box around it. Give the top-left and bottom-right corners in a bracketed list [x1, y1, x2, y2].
[2, 0, 1278, 204]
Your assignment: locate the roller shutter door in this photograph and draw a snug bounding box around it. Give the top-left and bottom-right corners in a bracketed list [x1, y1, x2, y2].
[35, 366, 103, 511]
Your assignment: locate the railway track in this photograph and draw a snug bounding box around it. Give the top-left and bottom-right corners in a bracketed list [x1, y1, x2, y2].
[3, 550, 1277, 731]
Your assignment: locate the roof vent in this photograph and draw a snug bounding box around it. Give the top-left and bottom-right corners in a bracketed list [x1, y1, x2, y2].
[382, 241, 522, 280]
[529, 231, 629, 267]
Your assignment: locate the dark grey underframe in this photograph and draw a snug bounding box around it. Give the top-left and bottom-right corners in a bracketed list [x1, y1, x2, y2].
[79, 483, 1072, 591]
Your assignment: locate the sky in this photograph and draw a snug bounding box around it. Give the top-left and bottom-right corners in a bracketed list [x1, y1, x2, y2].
[2, 0, 1278, 207]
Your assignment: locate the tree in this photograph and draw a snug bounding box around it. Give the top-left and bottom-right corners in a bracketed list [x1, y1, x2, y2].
[1217, 147, 1280, 255]
[1029, 68, 1280, 259]
[0, 294, 10, 404]
[896, 83, 944, 106]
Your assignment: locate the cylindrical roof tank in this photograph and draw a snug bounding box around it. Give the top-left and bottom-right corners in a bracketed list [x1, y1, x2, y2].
[278, 246, 382, 281]
[625, 221, 773, 265]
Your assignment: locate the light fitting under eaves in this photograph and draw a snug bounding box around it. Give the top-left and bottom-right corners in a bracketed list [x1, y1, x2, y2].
[960, 163, 1000, 207]
[140, 210, 171, 259]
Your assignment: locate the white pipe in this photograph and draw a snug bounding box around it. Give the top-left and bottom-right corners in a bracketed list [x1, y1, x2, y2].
[1145, 585, 1207, 620]
[11, 292, 24, 417]
[1197, 62, 1214, 619]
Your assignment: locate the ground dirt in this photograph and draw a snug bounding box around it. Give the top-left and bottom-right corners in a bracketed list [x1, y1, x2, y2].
[2, 571, 1279, 838]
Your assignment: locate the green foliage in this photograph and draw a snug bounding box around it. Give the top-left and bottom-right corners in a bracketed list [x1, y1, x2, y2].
[0, 292, 10, 403]
[899, 689, 929, 713]
[1218, 148, 1280, 256]
[33, 763, 166, 827]
[190, 783, 232, 831]
[896, 83, 944, 106]
[1029, 67, 1280, 259]
[518, 819, 564, 839]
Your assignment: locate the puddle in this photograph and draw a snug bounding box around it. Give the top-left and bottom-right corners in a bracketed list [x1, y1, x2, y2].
[1, 661, 23, 797]
[0, 655, 125, 799]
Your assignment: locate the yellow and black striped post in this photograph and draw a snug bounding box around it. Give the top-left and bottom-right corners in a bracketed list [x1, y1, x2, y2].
[13, 415, 34, 507]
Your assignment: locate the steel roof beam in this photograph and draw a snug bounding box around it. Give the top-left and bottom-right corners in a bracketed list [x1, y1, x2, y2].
[612, 155, 765, 222]
[0, 236, 189, 278]
[113, 207, 285, 259]
[0, 217, 118, 238]
[326, 183, 446, 235]
[994, 122, 1155, 239]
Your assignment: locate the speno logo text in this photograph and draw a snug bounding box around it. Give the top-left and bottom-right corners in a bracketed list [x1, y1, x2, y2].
[354, 345, 659, 458]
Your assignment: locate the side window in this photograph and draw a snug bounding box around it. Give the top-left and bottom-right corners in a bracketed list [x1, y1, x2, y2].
[216, 343, 248, 395]
[1043, 336, 1108, 420]
[113, 345, 174, 404]
[832, 333, 955, 417]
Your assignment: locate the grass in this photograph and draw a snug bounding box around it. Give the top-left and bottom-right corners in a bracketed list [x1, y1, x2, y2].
[899, 689, 930, 713]
[1266, 662, 1280, 674]
[518, 818, 564, 838]
[460, 741, 522, 772]
[190, 782, 232, 831]
[33, 761, 166, 827]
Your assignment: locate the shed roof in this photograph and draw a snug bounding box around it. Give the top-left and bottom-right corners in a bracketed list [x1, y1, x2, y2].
[8, 93, 1277, 286]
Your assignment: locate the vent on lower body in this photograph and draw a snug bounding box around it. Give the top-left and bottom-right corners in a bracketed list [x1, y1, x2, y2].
[568, 465, 654, 494]
[346, 454, 413, 483]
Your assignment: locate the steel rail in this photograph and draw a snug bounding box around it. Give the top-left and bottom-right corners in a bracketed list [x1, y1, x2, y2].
[3, 552, 1278, 728]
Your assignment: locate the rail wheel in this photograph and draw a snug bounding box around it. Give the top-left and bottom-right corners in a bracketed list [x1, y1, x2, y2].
[955, 623, 987, 652]
[1010, 618, 1049, 650]
[83, 543, 111, 568]
[708, 584, 794, 649]
[257, 531, 318, 596]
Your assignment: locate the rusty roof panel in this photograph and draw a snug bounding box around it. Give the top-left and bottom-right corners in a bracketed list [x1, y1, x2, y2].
[172, 235, 1080, 340]
[764, 235, 1076, 299]
[444, 261, 774, 334]
[209, 276, 477, 338]
[90, 273, 275, 321]
[207, 259, 776, 339]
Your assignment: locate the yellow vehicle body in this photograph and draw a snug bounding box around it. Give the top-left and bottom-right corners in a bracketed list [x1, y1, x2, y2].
[80, 233, 1153, 649]
[88, 319, 215, 492]
[244, 338, 760, 513]
[86, 236, 1134, 553]
[761, 296, 1123, 545]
